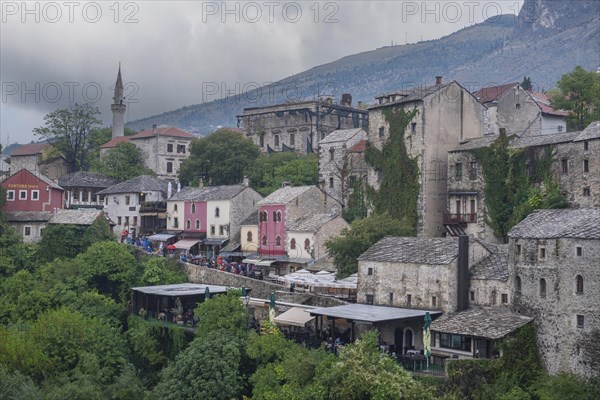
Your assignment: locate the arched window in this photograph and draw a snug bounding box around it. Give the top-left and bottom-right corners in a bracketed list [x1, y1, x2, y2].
[186, 219, 191, 229]
[262, 235, 267, 246]
[516, 276, 522, 293]
[173, 204, 178, 212]
[215, 207, 220, 217]
[273, 211, 277, 221]
[191, 203, 196, 213]
[276, 210, 282, 222]
[304, 239, 311, 251]
[259, 133, 265, 148]
[540, 278, 546, 298]
[195, 219, 200, 230]
[247, 231, 253, 243]
[576, 275, 584, 294]
[290, 238, 296, 250]
[275, 236, 282, 247]
[260, 211, 267, 222]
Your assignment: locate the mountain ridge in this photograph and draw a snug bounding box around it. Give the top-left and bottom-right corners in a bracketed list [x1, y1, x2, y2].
[127, 0, 599, 134]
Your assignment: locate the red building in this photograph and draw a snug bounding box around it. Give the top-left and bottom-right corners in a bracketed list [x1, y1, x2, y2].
[1, 169, 65, 242]
[1, 168, 64, 213]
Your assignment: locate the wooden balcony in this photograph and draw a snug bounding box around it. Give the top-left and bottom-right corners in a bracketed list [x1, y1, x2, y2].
[443, 213, 477, 225]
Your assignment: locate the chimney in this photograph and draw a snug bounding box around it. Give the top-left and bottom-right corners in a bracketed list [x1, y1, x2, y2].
[152, 124, 157, 135]
[435, 76, 443, 85]
[198, 178, 204, 188]
[456, 235, 469, 312]
[242, 176, 249, 187]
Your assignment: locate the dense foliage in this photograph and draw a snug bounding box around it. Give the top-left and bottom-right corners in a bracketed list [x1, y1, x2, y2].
[365, 107, 420, 231]
[325, 213, 414, 278]
[471, 132, 567, 242]
[90, 141, 155, 180]
[246, 152, 318, 196]
[549, 66, 600, 131]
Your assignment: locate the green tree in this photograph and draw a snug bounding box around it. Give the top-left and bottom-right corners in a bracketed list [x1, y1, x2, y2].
[179, 128, 260, 186]
[75, 241, 137, 301]
[246, 152, 318, 196]
[194, 289, 248, 341]
[140, 257, 186, 286]
[549, 66, 600, 131]
[90, 141, 155, 180]
[37, 217, 114, 262]
[521, 76, 532, 91]
[33, 103, 102, 172]
[318, 331, 435, 400]
[326, 213, 413, 278]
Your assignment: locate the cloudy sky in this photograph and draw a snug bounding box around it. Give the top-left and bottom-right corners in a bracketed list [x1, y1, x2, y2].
[1, 0, 523, 145]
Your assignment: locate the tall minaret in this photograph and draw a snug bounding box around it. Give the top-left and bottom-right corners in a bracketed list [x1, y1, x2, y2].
[111, 64, 126, 138]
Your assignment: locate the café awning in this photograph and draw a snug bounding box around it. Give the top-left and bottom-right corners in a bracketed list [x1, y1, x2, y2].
[202, 238, 229, 246]
[242, 258, 261, 264]
[255, 259, 276, 267]
[172, 239, 200, 250]
[148, 233, 176, 242]
[274, 307, 315, 327]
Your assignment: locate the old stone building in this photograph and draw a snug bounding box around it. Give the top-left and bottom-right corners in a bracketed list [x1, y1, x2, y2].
[8, 143, 69, 181]
[58, 171, 119, 209]
[286, 212, 348, 262]
[317, 128, 367, 206]
[445, 121, 600, 241]
[508, 209, 600, 377]
[111, 64, 126, 139]
[100, 125, 195, 180]
[237, 96, 368, 154]
[469, 244, 511, 307]
[368, 78, 485, 237]
[474, 83, 568, 136]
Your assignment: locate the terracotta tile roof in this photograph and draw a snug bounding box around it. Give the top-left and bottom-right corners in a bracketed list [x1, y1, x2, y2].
[431, 307, 533, 340]
[528, 92, 569, 117]
[357, 236, 459, 265]
[130, 126, 195, 140]
[508, 209, 600, 239]
[100, 136, 131, 149]
[473, 83, 518, 104]
[10, 143, 51, 156]
[348, 139, 367, 153]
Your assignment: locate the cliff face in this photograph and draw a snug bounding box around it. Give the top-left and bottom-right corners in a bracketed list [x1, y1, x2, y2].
[127, 0, 600, 134]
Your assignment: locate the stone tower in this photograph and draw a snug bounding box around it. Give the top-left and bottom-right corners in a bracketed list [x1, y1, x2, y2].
[111, 64, 126, 138]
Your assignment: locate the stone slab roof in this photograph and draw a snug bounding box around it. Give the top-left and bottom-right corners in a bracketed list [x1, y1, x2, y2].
[451, 136, 499, 152]
[287, 212, 338, 232]
[258, 185, 314, 205]
[431, 307, 533, 340]
[370, 82, 455, 109]
[574, 121, 600, 141]
[58, 171, 119, 189]
[357, 236, 459, 265]
[168, 185, 247, 201]
[240, 210, 258, 226]
[97, 175, 168, 195]
[470, 244, 509, 281]
[48, 209, 104, 225]
[508, 209, 600, 239]
[319, 128, 365, 144]
[3, 211, 51, 222]
[512, 130, 581, 148]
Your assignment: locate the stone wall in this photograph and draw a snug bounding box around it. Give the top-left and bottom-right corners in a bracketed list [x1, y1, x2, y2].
[469, 278, 511, 307]
[495, 87, 541, 137]
[314, 215, 349, 261]
[509, 236, 600, 377]
[230, 187, 263, 240]
[183, 263, 347, 308]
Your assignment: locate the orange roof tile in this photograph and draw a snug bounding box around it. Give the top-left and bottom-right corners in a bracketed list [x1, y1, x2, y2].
[10, 143, 51, 156]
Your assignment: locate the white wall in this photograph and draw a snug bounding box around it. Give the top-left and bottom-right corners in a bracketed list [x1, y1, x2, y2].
[206, 199, 231, 238]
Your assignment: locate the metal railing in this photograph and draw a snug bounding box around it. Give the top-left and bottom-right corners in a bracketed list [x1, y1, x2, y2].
[443, 213, 477, 224]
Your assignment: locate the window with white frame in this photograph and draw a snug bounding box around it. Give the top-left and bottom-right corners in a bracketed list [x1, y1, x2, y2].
[31, 190, 39, 201]
[24, 226, 32, 236]
[6, 190, 15, 201]
[19, 190, 27, 200]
